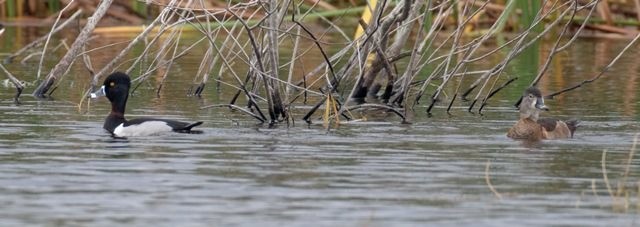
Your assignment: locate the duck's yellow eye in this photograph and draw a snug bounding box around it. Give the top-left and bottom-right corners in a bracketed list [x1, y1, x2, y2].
[110, 82, 115, 87]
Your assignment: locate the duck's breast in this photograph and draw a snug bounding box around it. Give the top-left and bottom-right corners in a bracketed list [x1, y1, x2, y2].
[507, 119, 544, 140]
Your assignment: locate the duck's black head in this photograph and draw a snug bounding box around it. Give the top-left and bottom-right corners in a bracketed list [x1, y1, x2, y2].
[91, 72, 131, 114]
[103, 72, 131, 103]
[519, 86, 548, 120]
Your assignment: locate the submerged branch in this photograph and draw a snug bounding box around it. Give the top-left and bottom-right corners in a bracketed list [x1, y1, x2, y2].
[201, 104, 266, 123]
[478, 77, 518, 114]
[0, 63, 23, 104]
[340, 103, 407, 123]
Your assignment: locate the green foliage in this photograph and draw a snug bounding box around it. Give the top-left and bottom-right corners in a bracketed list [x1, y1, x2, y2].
[6, 0, 16, 18]
[494, 0, 516, 40]
[48, 0, 61, 14]
[511, 0, 541, 87]
[423, 0, 432, 31]
[131, 0, 148, 18]
[515, 0, 542, 33]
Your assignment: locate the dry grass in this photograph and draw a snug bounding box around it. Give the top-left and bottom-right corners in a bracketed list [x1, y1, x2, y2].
[485, 159, 503, 200]
[576, 134, 640, 213]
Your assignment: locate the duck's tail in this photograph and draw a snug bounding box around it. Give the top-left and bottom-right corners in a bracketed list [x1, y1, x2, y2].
[170, 121, 203, 133]
[565, 119, 580, 138]
[183, 121, 203, 131]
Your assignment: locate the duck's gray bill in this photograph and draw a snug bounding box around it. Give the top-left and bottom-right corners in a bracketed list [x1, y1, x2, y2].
[90, 86, 106, 98]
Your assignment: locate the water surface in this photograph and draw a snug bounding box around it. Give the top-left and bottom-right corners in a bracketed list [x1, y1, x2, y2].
[0, 30, 639, 226]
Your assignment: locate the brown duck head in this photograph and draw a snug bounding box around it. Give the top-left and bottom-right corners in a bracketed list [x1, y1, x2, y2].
[519, 87, 548, 121]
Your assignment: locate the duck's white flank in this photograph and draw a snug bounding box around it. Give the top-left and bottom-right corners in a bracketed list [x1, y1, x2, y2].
[113, 121, 172, 137]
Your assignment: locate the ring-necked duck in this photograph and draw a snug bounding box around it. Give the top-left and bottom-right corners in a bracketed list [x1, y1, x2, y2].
[91, 72, 203, 137]
[507, 87, 578, 140]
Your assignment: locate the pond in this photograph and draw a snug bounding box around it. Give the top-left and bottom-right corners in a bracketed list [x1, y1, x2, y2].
[1, 27, 639, 226]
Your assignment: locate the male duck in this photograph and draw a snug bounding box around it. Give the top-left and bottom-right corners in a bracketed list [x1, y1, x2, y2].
[507, 87, 578, 140]
[91, 72, 203, 137]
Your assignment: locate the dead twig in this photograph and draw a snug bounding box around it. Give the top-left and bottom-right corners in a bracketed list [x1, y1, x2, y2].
[485, 160, 503, 200]
[339, 103, 407, 123]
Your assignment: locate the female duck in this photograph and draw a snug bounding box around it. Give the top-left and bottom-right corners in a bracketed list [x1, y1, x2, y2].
[91, 72, 202, 137]
[507, 87, 578, 140]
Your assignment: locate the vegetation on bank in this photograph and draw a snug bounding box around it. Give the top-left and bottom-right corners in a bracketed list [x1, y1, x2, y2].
[1, 0, 640, 126]
[2, 0, 640, 35]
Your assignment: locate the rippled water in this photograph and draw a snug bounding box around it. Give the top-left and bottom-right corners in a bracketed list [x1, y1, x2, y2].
[1, 30, 640, 226]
